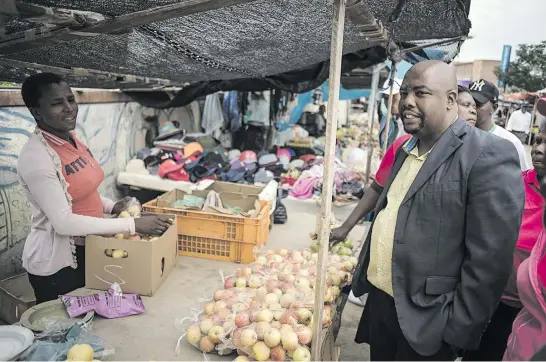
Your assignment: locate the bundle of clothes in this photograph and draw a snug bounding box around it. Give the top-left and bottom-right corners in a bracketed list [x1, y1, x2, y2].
[286, 156, 366, 201]
[128, 136, 366, 203]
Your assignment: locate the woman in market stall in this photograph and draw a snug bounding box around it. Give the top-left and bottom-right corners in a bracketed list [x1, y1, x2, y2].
[503, 121, 546, 361]
[330, 84, 478, 306]
[17, 73, 172, 304]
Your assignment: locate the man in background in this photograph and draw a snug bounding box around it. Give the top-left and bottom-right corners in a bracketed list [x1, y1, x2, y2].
[469, 79, 531, 171]
[507, 104, 532, 143]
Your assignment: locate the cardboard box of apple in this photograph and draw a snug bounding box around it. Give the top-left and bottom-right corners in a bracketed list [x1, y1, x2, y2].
[181, 248, 358, 361]
[103, 202, 160, 259]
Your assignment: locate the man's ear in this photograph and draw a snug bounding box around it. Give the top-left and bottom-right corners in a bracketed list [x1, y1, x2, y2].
[447, 90, 457, 110]
[29, 107, 41, 123]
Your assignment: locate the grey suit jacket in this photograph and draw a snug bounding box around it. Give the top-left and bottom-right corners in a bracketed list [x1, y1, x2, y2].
[352, 118, 525, 355]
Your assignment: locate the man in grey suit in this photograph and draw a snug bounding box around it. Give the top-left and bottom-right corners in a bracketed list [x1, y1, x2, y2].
[351, 60, 525, 360]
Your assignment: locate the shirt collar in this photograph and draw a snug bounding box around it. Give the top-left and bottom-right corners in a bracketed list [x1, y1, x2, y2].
[402, 137, 433, 160]
[40, 130, 67, 146]
[39, 129, 77, 147]
[402, 116, 457, 157]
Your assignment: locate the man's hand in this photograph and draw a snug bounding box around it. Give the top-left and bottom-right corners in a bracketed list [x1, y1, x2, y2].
[134, 215, 173, 236]
[330, 226, 350, 245]
[112, 197, 132, 215]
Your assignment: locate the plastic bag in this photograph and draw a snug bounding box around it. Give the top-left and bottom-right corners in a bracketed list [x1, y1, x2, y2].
[179, 249, 347, 360]
[60, 283, 145, 319]
[18, 318, 115, 361]
[119, 197, 142, 218]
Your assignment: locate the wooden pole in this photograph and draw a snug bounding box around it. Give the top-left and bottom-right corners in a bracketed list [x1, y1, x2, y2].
[382, 67, 397, 153]
[364, 64, 381, 185]
[311, 0, 346, 360]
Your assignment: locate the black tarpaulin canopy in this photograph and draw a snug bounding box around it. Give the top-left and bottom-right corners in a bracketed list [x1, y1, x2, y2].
[0, 0, 471, 107]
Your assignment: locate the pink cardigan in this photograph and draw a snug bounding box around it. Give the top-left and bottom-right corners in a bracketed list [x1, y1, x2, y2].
[504, 229, 546, 361]
[17, 129, 135, 276]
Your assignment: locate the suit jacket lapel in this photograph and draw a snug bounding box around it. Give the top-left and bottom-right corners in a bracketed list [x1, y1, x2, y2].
[402, 118, 467, 204]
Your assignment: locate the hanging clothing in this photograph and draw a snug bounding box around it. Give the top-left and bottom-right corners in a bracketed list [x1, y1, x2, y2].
[201, 93, 224, 138]
[244, 92, 270, 125]
[223, 91, 242, 132]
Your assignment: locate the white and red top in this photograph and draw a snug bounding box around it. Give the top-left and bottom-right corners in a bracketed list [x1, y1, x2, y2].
[18, 128, 135, 276]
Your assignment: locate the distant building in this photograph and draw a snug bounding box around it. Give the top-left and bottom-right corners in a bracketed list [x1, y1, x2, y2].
[453, 60, 501, 85]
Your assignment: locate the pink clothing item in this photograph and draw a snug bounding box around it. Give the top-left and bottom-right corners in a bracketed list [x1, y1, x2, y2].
[504, 229, 546, 361]
[503, 169, 545, 307]
[375, 134, 412, 187]
[289, 177, 319, 199]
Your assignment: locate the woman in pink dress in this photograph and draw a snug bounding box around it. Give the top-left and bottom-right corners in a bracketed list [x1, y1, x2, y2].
[504, 125, 546, 361]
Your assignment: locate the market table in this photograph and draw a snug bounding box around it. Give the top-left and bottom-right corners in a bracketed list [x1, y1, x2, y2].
[76, 199, 367, 360]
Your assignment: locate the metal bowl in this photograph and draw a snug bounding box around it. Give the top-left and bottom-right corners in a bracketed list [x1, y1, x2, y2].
[19, 299, 94, 333]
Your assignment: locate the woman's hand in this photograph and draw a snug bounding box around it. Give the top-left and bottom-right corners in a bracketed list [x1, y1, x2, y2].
[134, 215, 173, 236]
[112, 197, 133, 215]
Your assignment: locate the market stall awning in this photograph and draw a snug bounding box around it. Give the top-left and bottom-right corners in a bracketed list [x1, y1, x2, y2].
[0, 0, 470, 106]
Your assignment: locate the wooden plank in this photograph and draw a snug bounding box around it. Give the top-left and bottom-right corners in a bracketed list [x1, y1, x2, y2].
[311, 0, 346, 360]
[0, 58, 174, 87]
[0, 0, 260, 55]
[0, 88, 133, 107]
[382, 67, 397, 153]
[364, 64, 381, 185]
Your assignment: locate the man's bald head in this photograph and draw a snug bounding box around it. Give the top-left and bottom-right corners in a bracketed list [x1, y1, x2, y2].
[406, 60, 458, 91]
[399, 61, 459, 138]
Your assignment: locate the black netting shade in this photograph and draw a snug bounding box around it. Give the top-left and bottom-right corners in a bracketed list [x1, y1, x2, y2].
[0, 0, 471, 106]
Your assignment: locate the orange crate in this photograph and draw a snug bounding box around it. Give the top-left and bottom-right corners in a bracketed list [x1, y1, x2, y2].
[142, 189, 271, 263]
[143, 197, 270, 245]
[177, 234, 260, 264]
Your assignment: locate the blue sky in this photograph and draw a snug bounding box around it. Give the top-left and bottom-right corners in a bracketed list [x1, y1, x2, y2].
[456, 0, 546, 62]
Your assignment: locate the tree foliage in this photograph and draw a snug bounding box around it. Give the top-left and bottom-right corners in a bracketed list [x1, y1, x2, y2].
[494, 41, 546, 92]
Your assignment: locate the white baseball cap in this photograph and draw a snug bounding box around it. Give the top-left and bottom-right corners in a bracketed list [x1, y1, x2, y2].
[379, 78, 403, 95]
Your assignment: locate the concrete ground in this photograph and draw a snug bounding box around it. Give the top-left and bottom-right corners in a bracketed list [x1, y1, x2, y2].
[88, 198, 369, 361]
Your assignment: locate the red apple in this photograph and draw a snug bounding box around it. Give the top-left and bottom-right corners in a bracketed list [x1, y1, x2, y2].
[270, 345, 286, 361]
[224, 277, 236, 289]
[235, 312, 250, 328]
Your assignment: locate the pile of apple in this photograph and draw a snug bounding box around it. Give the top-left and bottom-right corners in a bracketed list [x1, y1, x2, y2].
[309, 224, 357, 257]
[310, 239, 355, 257]
[184, 248, 359, 360]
